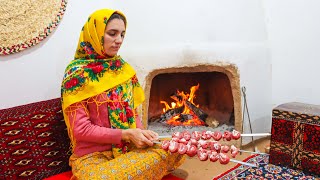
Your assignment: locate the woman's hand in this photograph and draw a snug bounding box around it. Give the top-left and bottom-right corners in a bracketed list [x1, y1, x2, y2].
[141, 129, 158, 142]
[121, 129, 158, 148]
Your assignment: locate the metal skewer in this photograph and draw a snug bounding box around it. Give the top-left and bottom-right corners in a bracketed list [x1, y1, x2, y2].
[238, 150, 268, 155]
[229, 159, 257, 167]
[240, 133, 271, 137]
[157, 135, 172, 139]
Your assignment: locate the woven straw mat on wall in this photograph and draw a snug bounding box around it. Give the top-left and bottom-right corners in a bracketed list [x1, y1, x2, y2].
[0, 0, 67, 55]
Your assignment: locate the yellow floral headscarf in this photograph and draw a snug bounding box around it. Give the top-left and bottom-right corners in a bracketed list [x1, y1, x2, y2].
[61, 9, 145, 157]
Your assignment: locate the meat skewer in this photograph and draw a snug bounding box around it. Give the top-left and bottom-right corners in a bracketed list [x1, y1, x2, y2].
[200, 150, 257, 167]
[156, 141, 265, 155]
[158, 132, 271, 139]
[155, 141, 257, 167]
[154, 130, 263, 167]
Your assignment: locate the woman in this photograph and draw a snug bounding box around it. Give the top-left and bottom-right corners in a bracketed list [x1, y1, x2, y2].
[61, 9, 184, 180]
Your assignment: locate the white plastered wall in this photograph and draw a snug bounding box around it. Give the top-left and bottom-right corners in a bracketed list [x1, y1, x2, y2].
[3, 0, 304, 144]
[263, 0, 320, 107]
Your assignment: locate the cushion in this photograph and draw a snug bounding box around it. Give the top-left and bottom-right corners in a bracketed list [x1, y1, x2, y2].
[0, 98, 71, 179]
[270, 102, 320, 175]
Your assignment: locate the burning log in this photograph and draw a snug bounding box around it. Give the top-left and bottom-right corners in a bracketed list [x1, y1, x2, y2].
[180, 113, 193, 122]
[156, 84, 210, 126]
[159, 106, 184, 122]
[170, 92, 208, 125]
[185, 101, 208, 122]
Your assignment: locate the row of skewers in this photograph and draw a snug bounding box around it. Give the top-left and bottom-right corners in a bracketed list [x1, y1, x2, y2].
[154, 130, 270, 167]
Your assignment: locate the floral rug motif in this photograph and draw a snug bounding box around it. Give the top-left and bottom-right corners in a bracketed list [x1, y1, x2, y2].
[213, 154, 319, 180]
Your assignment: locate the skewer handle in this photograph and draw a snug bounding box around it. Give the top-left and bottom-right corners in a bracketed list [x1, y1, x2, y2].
[229, 159, 257, 167]
[241, 133, 271, 137]
[158, 135, 172, 139]
[239, 150, 268, 155]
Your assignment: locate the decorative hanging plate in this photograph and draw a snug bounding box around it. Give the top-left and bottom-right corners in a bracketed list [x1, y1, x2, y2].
[0, 0, 67, 55]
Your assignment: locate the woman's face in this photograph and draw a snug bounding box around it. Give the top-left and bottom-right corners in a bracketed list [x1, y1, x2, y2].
[103, 18, 126, 58]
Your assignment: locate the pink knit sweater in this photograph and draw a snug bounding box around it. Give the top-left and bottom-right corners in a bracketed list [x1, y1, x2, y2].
[67, 94, 143, 157]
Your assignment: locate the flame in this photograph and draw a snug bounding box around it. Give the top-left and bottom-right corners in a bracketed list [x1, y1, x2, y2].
[160, 84, 205, 126]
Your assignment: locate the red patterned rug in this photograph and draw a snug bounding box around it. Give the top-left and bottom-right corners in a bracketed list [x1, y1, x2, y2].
[213, 154, 318, 180]
[0, 98, 71, 179]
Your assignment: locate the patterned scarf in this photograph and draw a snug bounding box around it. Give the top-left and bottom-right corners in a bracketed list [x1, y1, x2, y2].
[61, 9, 145, 157]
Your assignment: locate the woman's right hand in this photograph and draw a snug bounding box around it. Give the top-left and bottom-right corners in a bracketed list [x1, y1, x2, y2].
[121, 129, 154, 148]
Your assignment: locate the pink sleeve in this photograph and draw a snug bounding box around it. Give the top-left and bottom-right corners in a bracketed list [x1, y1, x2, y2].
[68, 102, 122, 144]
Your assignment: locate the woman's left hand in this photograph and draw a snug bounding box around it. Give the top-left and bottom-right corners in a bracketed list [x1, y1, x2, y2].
[141, 130, 159, 142]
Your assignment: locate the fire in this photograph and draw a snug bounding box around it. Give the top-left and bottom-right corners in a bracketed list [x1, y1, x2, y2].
[160, 84, 206, 126]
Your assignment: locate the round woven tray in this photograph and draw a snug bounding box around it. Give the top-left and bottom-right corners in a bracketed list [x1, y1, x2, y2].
[0, 0, 67, 55]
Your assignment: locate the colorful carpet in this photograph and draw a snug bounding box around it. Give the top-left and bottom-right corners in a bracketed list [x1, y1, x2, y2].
[213, 154, 319, 180]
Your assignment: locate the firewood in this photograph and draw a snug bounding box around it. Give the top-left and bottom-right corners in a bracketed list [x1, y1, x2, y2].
[185, 101, 208, 120]
[180, 113, 193, 122]
[159, 106, 184, 122]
